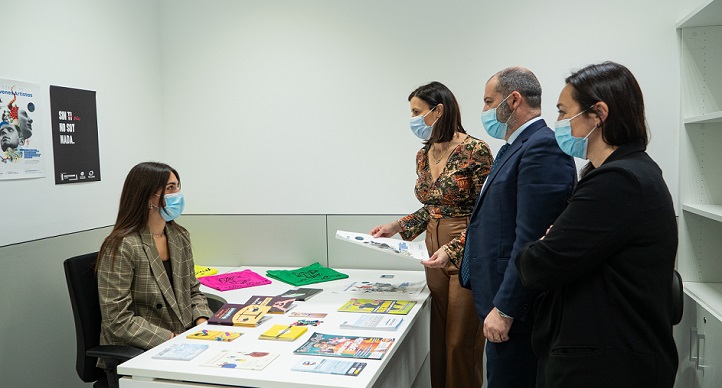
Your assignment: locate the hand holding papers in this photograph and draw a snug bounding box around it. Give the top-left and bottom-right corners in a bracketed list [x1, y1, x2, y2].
[335, 230, 429, 261]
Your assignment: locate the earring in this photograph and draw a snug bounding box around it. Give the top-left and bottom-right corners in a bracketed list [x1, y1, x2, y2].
[149, 202, 158, 210]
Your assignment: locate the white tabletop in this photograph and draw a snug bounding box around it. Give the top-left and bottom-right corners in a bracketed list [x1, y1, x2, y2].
[119, 266, 430, 388]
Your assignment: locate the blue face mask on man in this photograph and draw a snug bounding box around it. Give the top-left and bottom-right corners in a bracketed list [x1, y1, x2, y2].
[409, 106, 439, 140]
[481, 94, 515, 140]
[554, 109, 597, 159]
[161, 192, 185, 222]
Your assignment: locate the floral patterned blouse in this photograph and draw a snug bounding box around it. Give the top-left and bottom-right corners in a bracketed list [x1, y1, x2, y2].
[398, 135, 493, 266]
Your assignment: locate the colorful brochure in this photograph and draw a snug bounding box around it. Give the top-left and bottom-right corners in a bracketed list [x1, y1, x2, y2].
[293, 332, 395, 360]
[337, 298, 416, 315]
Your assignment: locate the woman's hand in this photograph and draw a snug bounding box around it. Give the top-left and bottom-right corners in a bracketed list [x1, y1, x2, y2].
[195, 317, 208, 325]
[370, 222, 402, 238]
[422, 246, 449, 269]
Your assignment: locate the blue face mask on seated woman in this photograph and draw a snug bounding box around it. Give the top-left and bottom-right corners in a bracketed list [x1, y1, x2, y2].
[409, 106, 439, 140]
[161, 192, 185, 222]
[554, 109, 597, 159]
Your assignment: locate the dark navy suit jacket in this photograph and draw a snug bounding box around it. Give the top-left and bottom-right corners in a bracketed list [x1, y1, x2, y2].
[461, 118, 576, 333]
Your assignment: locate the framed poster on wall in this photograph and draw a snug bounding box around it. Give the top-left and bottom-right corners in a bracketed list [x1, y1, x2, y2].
[50, 85, 101, 184]
[0, 79, 45, 180]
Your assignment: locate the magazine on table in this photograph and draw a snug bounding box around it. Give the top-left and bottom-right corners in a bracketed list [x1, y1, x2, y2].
[337, 298, 416, 315]
[200, 350, 279, 370]
[291, 358, 367, 376]
[335, 230, 429, 261]
[293, 332, 395, 360]
[340, 314, 403, 331]
[336, 280, 426, 295]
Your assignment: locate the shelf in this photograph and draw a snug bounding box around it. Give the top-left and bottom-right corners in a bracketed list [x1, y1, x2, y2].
[683, 204, 722, 222]
[685, 282, 722, 323]
[678, 0, 722, 28]
[685, 111, 722, 124]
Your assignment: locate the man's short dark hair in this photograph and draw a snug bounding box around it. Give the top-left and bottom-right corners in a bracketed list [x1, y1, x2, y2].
[494, 67, 542, 109]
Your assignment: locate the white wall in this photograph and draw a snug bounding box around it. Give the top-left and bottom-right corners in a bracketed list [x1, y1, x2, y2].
[0, 0, 163, 247]
[159, 0, 697, 217]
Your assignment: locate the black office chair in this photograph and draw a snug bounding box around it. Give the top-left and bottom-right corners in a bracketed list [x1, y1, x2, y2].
[672, 269, 684, 326]
[205, 293, 227, 313]
[64, 252, 144, 388]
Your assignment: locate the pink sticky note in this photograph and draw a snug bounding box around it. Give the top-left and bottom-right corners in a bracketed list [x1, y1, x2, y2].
[198, 269, 272, 291]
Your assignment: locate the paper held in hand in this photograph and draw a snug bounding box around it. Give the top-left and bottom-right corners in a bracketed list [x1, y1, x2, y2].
[335, 230, 429, 261]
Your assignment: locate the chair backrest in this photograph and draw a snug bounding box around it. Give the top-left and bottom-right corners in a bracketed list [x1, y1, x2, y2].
[64, 252, 104, 383]
[672, 269, 684, 326]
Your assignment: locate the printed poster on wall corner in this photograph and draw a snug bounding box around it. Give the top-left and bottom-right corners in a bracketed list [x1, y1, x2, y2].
[50, 86, 101, 184]
[0, 79, 46, 180]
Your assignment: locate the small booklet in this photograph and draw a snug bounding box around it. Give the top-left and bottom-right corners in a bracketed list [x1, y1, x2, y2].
[201, 350, 279, 370]
[293, 332, 395, 360]
[187, 329, 242, 342]
[259, 324, 308, 341]
[340, 314, 403, 331]
[335, 230, 429, 261]
[244, 295, 296, 314]
[279, 288, 323, 301]
[207, 304, 272, 327]
[194, 265, 218, 278]
[337, 298, 416, 315]
[152, 343, 209, 361]
[291, 358, 367, 376]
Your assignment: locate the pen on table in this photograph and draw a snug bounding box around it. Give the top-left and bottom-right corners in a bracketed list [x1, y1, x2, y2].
[275, 325, 292, 338]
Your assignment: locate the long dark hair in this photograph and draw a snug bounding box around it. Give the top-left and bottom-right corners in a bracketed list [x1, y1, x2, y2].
[408, 81, 466, 145]
[97, 162, 185, 269]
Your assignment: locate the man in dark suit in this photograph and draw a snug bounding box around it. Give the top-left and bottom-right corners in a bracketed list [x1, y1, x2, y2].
[460, 67, 576, 387]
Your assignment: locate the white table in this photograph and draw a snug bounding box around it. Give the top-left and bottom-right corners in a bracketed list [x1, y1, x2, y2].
[118, 266, 430, 388]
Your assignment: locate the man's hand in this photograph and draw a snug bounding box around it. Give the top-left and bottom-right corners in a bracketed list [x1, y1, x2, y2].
[483, 307, 513, 343]
[421, 247, 450, 269]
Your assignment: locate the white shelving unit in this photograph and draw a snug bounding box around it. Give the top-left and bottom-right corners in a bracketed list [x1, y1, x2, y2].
[676, 1, 722, 386]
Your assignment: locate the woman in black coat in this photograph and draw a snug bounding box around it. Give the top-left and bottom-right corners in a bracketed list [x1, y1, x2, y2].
[515, 61, 678, 388]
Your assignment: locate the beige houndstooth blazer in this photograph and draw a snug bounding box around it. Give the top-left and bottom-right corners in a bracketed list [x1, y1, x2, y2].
[97, 223, 213, 351]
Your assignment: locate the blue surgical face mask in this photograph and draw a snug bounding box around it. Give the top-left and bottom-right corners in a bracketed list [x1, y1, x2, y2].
[481, 94, 514, 140]
[409, 106, 439, 140]
[554, 109, 596, 159]
[161, 192, 185, 222]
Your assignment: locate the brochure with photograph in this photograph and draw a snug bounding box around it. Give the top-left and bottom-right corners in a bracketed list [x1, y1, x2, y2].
[293, 332, 395, 360]
[335, 230, 429, 261]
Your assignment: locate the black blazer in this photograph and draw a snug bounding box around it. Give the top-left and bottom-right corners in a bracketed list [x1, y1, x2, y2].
[516, 139, 678, 388]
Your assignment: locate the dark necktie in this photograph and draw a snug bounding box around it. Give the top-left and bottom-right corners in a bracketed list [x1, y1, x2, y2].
[459, 142, 511, 286]
[490, 143, 510, 172]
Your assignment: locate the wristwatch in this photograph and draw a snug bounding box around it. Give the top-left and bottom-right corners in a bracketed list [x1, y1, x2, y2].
[497, 308, 514, 320]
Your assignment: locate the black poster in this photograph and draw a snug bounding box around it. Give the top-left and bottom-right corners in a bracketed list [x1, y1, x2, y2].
[50, 86, 101, 184]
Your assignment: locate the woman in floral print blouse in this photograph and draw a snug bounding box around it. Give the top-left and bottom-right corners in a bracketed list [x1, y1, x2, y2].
[371, 81, 493, 388]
